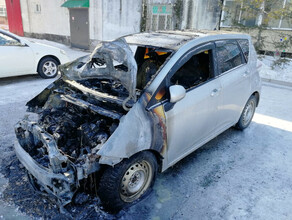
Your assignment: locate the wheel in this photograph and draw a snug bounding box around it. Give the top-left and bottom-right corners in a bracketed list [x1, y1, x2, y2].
[37, 57, 59, 78]
[235, 95, 257, 130]
[98, 151, 157, 211]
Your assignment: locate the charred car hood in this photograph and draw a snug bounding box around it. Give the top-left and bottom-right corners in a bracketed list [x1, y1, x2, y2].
[59, 38, 137, 109]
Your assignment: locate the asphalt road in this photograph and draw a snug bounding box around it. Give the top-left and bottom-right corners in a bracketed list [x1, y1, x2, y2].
[0, 75, 292, 219]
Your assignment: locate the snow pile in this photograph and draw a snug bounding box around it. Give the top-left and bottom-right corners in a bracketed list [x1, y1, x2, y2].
[258, 55, 292, 84]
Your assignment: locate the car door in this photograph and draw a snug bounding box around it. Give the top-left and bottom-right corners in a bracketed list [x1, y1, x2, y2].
[0, 32, 35, 77]
[163, 43, 222, 166]
[215, 40, 251, 130]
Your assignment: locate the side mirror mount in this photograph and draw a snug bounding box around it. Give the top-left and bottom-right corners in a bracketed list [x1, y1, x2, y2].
[169, 85, 186, 103]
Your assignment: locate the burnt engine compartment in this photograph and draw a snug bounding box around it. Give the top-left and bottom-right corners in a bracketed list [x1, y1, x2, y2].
[36, 105, 118, 166]
[23, 78, 130, 167]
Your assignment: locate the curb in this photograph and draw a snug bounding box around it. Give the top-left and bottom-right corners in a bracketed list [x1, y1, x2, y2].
[261, 78, 292, 88]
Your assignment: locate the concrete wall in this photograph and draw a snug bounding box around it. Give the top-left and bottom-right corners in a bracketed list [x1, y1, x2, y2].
[89, 0, 142, 48]
[101, 0, 142, 40]
[20, 0, 70, 36]
[182, 0, 221, 30]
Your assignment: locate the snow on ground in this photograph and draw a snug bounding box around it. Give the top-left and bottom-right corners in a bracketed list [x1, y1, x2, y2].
[258, 55, 292, 84]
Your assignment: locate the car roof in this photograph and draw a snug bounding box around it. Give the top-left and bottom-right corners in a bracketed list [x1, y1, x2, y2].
[124, 30, 249, 50]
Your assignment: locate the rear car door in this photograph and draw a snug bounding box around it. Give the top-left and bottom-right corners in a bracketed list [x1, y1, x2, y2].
[0, 32, 35, 77]
[215, 39, 251, 131]
[163, 43, 222, 166]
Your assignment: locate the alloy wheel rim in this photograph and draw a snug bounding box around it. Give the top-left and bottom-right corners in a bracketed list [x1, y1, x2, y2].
[42, 61, 57, 76]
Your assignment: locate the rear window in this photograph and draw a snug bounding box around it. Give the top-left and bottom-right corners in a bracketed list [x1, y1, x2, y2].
[216, 40, 244, 74]
[238, 39, 249, 62]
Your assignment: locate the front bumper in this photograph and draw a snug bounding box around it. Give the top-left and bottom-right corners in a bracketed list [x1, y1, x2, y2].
[14, 119, 100, 206]
[14, 141, 76, 205]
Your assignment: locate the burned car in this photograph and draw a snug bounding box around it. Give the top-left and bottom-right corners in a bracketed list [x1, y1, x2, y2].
[14, 30, 261, 211]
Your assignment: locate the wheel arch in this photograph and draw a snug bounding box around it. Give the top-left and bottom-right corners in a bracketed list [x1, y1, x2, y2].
[100, 149, 163, 173]
[37, 55, 61, 72]
[143, 149, 163, 172]
[252, 91, 260, 107]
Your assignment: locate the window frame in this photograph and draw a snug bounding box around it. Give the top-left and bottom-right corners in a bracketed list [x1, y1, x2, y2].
[237, 39, 250, 63]
[146, 42, 217, 110]
[221, 0, 292, 31]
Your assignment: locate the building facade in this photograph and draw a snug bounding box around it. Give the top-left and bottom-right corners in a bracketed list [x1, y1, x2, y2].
[0, 0, 8, 29]
[19, 0, 142, 50]
[143, 0, 221, 32]
[6, 0, 221, 50]
[5, 0, 222, 50]
[220, 0, 292, 54]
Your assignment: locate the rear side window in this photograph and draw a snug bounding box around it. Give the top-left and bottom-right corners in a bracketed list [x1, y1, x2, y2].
[238, 39, 249, 62]
[216, 40, 244, 74]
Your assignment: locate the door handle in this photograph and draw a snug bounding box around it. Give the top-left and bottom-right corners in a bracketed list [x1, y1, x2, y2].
[211, 88, 220, 97]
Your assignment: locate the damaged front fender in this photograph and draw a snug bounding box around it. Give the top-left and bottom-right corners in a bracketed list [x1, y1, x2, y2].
[98, 94, 166, 166]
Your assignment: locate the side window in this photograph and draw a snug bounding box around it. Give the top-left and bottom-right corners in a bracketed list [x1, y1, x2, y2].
[238, 39, 249, 62]
[0, 33, 19, 46]
[147, 45, 214, 110]
[170, 49, 213, 90]
[216, 40, 244, 74]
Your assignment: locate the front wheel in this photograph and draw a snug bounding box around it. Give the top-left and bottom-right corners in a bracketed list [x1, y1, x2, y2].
[37, 57, 59, 78]
[98, 151, 157, 211]
[235, 95, 257, 130]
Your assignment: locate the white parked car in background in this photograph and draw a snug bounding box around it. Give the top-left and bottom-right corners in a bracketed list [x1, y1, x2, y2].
[0, 29, 69, 78]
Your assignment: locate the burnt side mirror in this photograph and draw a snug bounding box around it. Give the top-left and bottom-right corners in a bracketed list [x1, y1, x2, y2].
[169, 85, 186, 103]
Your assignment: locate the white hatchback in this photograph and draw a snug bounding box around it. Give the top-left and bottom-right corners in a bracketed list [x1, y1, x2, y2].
[0, 29, 69, 78]
[14, 30, 262, 212]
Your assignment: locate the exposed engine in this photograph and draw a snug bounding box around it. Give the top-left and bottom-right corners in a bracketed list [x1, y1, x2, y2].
[17, 78, 131, 168]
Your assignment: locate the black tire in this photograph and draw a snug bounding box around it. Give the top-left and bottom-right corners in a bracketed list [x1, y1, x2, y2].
[37, 57, 59, 79]
[235, 95, 257, 130]
[98, 151, 158, 212]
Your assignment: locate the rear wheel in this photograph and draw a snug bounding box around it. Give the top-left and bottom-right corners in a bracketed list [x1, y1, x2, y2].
[235, 95, 257, 130]
[98, 151, 157, 211]
[37, 57, 59, 78]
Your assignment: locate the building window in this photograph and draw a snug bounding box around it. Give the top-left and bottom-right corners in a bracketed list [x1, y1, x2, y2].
[150, 4, 173, 31]
[281, 0, 292, 28]
[221, 0, 292, 30]
[0, 6, 7, 16]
